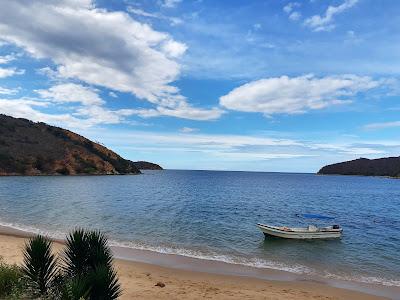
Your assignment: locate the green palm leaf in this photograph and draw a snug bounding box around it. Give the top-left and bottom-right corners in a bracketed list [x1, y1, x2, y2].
[22, 235, 58, 296]
[88, 264, 121, 300]
[63, 229, 90, 277]
[62, 229, 121, 299]
[60, 275, 91, 300]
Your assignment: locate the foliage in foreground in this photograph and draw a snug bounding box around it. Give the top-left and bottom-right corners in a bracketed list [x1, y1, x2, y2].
[21, 229, 122, 299]
[0, 258, 26, 299]
[22, 235, 58, 296]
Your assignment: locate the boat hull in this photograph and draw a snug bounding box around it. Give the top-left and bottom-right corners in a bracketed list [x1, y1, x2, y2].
[257, 224, 342, 239]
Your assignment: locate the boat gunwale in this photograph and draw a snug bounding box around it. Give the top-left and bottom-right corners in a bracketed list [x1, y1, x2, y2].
[256, 223, 343, 234]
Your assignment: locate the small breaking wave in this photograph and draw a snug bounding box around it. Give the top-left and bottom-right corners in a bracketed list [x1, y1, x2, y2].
[109, 239, 312, 274]
[0, 220, 398, 287]
[0, 219, 65, 239]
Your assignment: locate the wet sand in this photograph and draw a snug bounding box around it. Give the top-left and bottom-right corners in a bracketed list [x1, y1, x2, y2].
[0, 225, 396, 299]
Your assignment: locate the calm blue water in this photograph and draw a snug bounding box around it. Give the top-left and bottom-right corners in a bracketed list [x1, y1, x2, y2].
[0, 170, 399, 286]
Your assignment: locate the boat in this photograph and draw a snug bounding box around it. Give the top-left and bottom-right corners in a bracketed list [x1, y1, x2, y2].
[257, 223, 342, 239]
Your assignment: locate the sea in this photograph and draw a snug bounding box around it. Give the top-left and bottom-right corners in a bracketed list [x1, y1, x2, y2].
[0, 170, 399, 289]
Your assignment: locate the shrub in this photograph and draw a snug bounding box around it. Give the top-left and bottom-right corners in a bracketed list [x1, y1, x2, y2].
[62, 229, 121, 299]
[0, 258, 25, 299]
[22, 229, 122, 299]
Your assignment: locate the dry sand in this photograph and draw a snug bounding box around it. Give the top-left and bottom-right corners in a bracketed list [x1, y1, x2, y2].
[0, 233, 392, 300]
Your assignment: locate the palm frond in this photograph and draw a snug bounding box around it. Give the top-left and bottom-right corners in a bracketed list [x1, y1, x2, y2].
[88, 265, 121, 300]
[60, 275, 91, 300]
[22, 235, 58, 296]
[63, 228, 90, 277]
[86, 231, 113, 269]
[61, 229, 122, 299]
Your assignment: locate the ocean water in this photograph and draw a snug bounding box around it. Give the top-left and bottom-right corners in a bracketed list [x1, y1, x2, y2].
[0, 170, 399, 287]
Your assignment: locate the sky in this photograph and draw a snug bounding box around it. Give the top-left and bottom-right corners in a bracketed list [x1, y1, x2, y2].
[0, 0, 399, 172]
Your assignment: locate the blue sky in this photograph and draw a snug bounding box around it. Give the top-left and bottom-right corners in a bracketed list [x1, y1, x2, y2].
[0, 0, 399, 172]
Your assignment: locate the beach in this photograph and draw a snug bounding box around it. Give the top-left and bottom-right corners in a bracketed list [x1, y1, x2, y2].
[0, 228, 394, 300]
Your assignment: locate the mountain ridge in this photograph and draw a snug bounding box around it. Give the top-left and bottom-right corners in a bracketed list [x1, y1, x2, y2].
[0, 115, 161, 175]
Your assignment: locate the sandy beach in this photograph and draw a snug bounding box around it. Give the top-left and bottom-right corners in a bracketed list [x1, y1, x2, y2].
[0, 229, 393, 300]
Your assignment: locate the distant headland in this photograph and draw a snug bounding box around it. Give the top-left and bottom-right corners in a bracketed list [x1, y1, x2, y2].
[132, 161, 163, 170]
[318, 157, 400, 178]
[0, 114, 162, 175]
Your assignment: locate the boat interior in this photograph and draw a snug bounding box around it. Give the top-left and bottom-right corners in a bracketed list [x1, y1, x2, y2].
[260, 224, 341, 232]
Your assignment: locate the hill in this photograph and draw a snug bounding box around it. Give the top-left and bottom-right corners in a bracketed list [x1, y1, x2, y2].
[0, 115, 146, 175]
[132, 161, 163, 170]
[318, 157, 400, 178]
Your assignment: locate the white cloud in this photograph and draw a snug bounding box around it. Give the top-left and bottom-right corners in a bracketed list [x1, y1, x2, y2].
[0, 0, 217, 121]
[162, 0, 182, 8]
[289, 11, 302, 21]
[161, 40, 188, 58]
[109, 91, 117, 98]
[180, 127, 199, 133]
[0, 86, 19, 95]
[0, 54, 16, 64]
[84, 129, 396, 168]
[0, 67, 24, 78]
[94, 130, 301, 150]
[0, 98, 85, 128]
[36, 83, 104, 106]
[283, 2, 301, 21]
[126, 7, 183, 26]
[283, 2, 300, 14]
[0, 96, 137, 129]
[304, 0, 358, 32]
[364, 121, 400, 130]
[220, 74, 380, 115]
[132, 104, 224, 121]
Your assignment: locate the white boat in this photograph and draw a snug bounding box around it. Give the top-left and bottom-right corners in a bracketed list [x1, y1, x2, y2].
[257, 223, 342, 239]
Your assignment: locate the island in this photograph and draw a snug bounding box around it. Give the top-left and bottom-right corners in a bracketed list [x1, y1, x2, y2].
[318, 157, 400, 178]
[0, 114, 162, 175]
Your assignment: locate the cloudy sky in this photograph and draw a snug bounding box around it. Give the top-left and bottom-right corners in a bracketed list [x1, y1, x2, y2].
[0, 0, 399, 172]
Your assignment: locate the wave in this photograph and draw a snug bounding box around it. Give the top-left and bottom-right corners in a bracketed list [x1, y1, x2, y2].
[108, 239, 312, 274]
[108, 240, 400, 287]
[0, 219, 66, 239]
[0, 220, 398, 287]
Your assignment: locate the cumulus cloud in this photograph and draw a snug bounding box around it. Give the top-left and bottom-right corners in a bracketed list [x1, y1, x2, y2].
[0, 98, 84, 127]
[304, 0, 358, 32]
[0, 54, 16, 64]
[220, 74, 380, 115]
[0, 0, 219, 121]
[161, 40, 188, 58]
[36, 83, 104, 106]
[0, 82, 140, 128]
[289, 12, 302, 21]
[0, 0, 181, 101]
[33, 83, 143, 126]
[0, 67, 24, 78]
[283, 2, 301, 21]
[283, 2, 300, 14]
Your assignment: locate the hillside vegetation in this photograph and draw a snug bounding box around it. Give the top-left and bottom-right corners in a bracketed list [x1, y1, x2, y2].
[318, 157, 400, 178]
[0, 114, 141, 175]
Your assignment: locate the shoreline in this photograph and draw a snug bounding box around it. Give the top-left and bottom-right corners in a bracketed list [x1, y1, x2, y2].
[0, 225, 398, 299]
